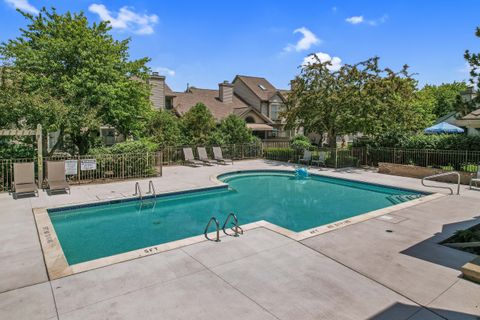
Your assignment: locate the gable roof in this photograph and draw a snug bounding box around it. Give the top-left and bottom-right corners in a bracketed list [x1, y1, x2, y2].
[165, 83, 175, 96]
[463, 108, 480, 120]
[435, 111, 457, 124]
[234, 75, 278, 101]
[233, 106, 274, 124]
[172, 88, 250, 121]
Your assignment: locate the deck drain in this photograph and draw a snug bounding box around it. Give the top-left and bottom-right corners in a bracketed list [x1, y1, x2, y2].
[386, 229, 393, 233]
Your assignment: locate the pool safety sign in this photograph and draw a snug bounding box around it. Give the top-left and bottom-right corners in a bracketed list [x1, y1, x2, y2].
[80, 159, 97, 171]
[64, 160, 78, 175]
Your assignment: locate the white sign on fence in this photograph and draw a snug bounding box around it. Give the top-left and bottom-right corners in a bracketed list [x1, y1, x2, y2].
[64, 160, 78, 175]
[80, 159, 97, 171]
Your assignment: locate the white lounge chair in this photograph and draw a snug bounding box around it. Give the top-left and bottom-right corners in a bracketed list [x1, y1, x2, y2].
[312, 151, 327, 167]
[470, 164, 480, 189]
[298, 150, 312, 165]
[213, 147, 233, 165]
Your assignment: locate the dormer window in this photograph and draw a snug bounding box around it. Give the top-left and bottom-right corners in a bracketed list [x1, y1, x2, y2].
[258, 84, 266, 91]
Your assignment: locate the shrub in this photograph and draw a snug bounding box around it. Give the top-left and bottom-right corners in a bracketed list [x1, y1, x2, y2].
[88, 140, 158, 176]
[90, 140, 157, 155]
[263, 147, 297, 162]
[291, 134, 312, 150]
[0, 141, 35, 159]
[356, 131, 480, 151]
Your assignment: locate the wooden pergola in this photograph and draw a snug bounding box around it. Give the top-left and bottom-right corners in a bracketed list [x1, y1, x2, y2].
[0, 124, 43, 187]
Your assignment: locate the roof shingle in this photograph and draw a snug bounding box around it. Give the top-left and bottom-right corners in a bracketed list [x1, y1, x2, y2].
[172, 88, 249, 121]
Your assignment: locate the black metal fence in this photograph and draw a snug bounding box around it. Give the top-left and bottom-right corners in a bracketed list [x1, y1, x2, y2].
[2, 143, 479, 192]
[0, 152, 162, 192]
[364, 147, 480, 173]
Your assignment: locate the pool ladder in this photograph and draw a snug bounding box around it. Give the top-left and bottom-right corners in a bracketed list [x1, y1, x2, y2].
[134, 180, 157, 200]
[204, 213, 244, 242]
[134, 181, 157, 210]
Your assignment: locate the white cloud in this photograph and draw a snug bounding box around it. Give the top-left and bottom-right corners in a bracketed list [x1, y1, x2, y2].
[284, 27, 320, 52]
[345, 14, 388, 26]
[88, 4, 158, 35]
[302, 52, 342, 71]
[4, 0, 38, 14]
[345, 16, 364, 25]
[154, 67, 175, 77]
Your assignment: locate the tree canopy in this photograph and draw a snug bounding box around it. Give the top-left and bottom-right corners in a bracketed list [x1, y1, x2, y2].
[284, 55, 429, 146]
[464, 26, 480, 109]
[146, 110, 182, 147]
[0, 8, 152, 154]
[415, 82, 467, 119]
[180, 103, 216, 145]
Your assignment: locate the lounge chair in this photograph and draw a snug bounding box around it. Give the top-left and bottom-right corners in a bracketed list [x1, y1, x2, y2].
[197, 147, 216, 165]
[298, 150, 312, 165]
[470, 164, 480, 189]
[46, 161, 70, 194]
[213, 147, 233, 165]
[183, 148, 204, 167]
[312, 151, 327, 167]
[13, 162, 38, 199]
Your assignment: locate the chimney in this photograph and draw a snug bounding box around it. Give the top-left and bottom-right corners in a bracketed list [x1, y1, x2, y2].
[219, 80, 234, 103]
[150, 72, 166, 110]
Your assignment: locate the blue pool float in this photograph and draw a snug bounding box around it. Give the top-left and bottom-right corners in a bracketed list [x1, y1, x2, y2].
[295, 167, 309, 179]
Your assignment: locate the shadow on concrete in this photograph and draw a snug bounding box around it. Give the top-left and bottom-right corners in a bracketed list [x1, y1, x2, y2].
[400, 216, 480, 270]
[368, 302, 479, 319]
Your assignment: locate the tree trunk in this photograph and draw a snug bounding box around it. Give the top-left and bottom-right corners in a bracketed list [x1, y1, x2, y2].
[327, 129, 337, 147]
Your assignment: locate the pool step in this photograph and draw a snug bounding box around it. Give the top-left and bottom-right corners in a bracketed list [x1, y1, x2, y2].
[386, 194, 422, 205]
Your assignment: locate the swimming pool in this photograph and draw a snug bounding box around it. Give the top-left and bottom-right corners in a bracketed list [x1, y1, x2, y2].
[46, 170, 426, 266]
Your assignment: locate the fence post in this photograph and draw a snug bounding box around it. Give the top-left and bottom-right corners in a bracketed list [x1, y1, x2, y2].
[335, 148, 338, 168]
[122, 154, 125, 179]
[77, 155, 81, 184]
[159, 151, 163, 176]
[36, 124, 43, 188]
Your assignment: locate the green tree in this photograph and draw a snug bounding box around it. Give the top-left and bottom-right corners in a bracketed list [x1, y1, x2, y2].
[291, 134, 312, 150]
[216, 115, 255, 144]
[416, 82, 467, 118]
[0, 8, 152, 155]
[464, 26, 480, 111]
[180, 103, 216, 144]
[146, 110, 182, 147]
[285, 55, 424, 146]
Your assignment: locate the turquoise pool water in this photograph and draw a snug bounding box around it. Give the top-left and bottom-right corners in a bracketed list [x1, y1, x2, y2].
[49, 171, 425, 264]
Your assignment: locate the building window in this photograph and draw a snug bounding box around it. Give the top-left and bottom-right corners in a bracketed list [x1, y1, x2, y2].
[165, 97, 173, 110]
[270, 104, 279, 120]
[261, 103, 268, 116]
[245, 116, 255, 124]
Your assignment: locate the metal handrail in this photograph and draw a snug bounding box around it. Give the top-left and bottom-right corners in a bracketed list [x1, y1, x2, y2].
[421, 172, 460, 195]
[147, 180, 156, 198]
[204, 217, 220, 242]
[222, 213, 243, 237]
[134, 182, 143, 200]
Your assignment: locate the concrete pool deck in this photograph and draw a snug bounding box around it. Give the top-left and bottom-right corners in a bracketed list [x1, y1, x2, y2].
[0, 160, 479, 319]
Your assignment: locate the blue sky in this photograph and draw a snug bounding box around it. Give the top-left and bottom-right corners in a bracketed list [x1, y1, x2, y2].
[1, 0, 479, 91]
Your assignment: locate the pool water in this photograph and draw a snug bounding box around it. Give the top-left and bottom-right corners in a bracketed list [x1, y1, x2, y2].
[49, 171, 425, 264]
